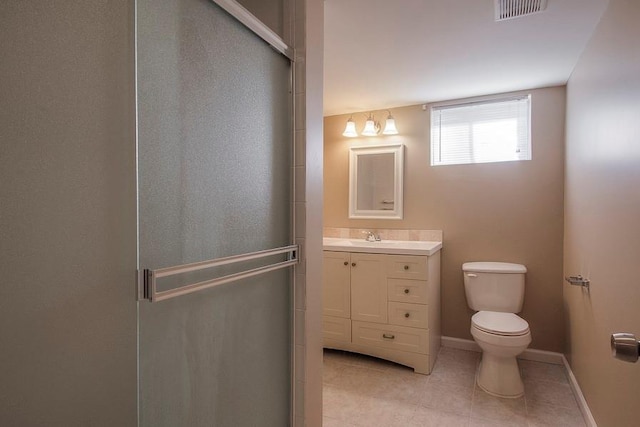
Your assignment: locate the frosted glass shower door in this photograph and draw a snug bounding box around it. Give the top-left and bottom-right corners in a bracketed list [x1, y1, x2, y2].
[137, 1, 293, 425]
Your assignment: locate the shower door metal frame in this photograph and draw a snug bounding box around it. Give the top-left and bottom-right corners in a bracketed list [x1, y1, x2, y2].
[212, 0, 294, 60]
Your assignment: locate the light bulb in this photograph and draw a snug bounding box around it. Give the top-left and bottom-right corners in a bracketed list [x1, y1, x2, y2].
[383, 113, 398, 135]
[342, 118, 358, 137]
[361, 115, 379, 136]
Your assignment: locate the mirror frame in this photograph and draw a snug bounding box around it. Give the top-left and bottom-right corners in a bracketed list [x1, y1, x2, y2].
[348, 144, 404, 220]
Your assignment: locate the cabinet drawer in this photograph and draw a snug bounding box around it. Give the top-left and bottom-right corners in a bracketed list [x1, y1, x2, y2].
[388, 278, 428, 304]
[388, 302, 428, 328]
[386, 255, 428, 280]
[352, 321, 429, 354]
[323, 316, 351, 343]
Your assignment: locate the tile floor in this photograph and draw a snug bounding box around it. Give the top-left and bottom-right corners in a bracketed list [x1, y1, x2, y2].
[323, 347, 586, 427]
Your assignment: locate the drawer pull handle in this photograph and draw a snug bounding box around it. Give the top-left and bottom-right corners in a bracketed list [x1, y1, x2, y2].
[352, 262, 356, 267]
[404, 265, 409, 270]
[382, 333, 395, 340]
[343, 261, 348, 266]
[404, 289, 410, 294]
[404, 313, 410, 318]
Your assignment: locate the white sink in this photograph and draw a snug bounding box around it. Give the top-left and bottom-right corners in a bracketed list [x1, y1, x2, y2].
[323, 237, 442, 256]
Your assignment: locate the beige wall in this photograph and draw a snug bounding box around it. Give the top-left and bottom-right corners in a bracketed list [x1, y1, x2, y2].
[564, 0, 640, 425]
[324, 87, 566, 352]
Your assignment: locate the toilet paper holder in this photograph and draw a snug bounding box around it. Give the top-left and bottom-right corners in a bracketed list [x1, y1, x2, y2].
[565, 275, 590, 289]
[611, 333, 639, 363]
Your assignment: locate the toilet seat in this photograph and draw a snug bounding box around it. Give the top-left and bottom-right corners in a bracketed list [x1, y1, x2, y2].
[472, 311, 529, 336]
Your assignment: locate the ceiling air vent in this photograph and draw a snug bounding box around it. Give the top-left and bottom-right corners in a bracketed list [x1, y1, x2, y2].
[495, 0, 548, 21]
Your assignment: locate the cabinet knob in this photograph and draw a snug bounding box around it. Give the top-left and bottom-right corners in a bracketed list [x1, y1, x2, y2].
[382, 333, 395, 340]
[404, 313, 410, 318]
[404, 289, 410, 294]
[352, 262, 356, 267]
[343, 261, 348, 266]
[404, 265, 409, 270]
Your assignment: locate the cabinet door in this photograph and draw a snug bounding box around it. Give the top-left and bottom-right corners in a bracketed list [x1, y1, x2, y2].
[351, 253, 388, 324]
[323, 251, 351, 318]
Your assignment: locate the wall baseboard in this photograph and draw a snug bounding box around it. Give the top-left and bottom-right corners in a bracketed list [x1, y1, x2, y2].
[563, 356, 597, 427]
[440, 336, 596, 426]
[440, 336, 481, 352]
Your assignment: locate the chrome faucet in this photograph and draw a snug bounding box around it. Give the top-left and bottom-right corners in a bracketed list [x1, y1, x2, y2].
[363, 230, 381, 242]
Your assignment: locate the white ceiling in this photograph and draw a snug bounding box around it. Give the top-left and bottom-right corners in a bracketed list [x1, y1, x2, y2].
[323, 0, 609, 116]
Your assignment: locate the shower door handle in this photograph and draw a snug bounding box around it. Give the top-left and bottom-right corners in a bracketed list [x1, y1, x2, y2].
[611, 333, 640, 363]
[139, 245, 298, 302]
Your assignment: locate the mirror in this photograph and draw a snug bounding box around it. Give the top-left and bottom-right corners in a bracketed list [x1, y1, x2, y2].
[349, 144, 404, 219]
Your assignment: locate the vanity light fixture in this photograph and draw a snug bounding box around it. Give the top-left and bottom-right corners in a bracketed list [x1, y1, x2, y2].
[342, 110, 399, 137]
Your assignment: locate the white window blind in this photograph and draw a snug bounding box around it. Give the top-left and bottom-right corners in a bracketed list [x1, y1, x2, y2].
[430, 95, 531, 166]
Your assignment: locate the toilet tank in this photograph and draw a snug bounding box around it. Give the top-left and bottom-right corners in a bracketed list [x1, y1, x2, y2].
[463, 262, 527, 313]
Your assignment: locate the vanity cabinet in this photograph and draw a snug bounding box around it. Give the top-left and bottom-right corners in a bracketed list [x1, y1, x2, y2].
[322, 249, 441, 374]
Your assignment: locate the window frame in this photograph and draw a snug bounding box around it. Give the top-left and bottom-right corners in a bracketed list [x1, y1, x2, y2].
[430, 93, 532, 167]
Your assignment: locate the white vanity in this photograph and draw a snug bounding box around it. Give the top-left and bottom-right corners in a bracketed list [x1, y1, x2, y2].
[322, 237, 442, 374]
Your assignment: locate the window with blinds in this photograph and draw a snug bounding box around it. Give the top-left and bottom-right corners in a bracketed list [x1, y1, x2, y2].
[430, 95, 531, 166]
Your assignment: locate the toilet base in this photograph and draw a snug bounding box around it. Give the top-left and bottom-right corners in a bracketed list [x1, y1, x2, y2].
[476, 354, 524, 398]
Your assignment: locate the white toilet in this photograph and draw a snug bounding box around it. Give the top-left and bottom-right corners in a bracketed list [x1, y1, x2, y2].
[463, 262, 531, 398]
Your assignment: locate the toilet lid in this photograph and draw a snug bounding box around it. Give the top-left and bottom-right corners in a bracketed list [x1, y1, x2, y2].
[472, 311, 529, 336]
